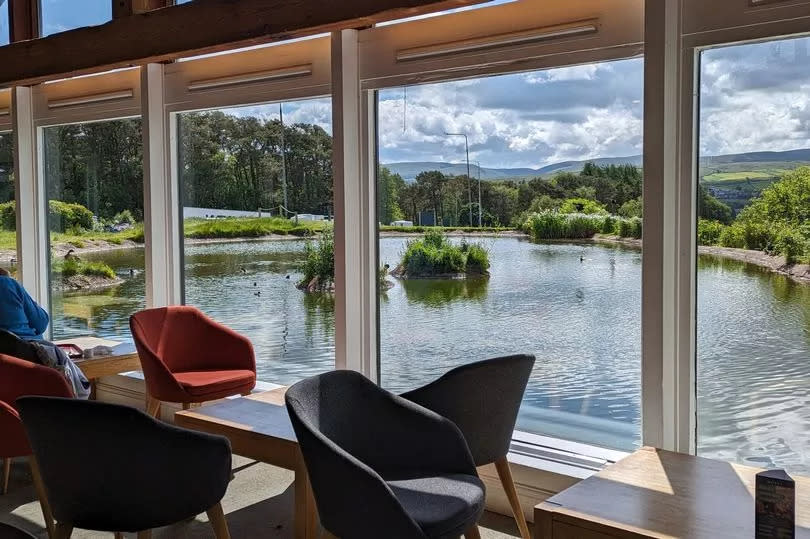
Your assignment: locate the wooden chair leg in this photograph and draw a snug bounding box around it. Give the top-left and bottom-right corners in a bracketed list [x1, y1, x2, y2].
[114, 533, 124, 539]
[495, 456, 531, 539]
[136, 530, 152, 539]
[464, 525, 482, 539]
[54, 522, 73, 539]
[206, 502, 231, 539]
[182, 402, 190, 410]
[145, 394, 161, 418]
[30, 457, 56, 539]
[2, 457, 10, 494]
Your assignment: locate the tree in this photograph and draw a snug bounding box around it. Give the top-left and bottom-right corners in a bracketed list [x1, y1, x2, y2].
[378, 166, 405, 224]
[697, 184, 733, 224]
[415, 171, 447, 224]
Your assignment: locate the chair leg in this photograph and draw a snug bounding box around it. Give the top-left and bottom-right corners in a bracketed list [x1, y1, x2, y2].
[464, 525, 482, 539]
[145, 394, 161, 418]
[136, 531, 152, 539]
[2, 457, 10, 494]
[182, 402, 190, 410]
[53, 522, 73, 539]
[114, 533, 124, 539]
[494, 456, 531, 539]
[206, 502, 231, 539]
[30, 457, 56, 539]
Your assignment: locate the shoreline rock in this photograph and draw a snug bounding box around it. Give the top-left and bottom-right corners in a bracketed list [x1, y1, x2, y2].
[56, 274, 124, 292]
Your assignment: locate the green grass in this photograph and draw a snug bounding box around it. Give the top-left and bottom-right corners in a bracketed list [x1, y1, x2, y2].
[525, 211, 642, 241]
[702, 171, 784, 182]
[54, 259, 117, 280]
[184, 217, 324, 239]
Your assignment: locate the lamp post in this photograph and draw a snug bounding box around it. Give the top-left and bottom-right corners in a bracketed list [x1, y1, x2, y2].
[279, 103, 289, 215]
[445, 132, 472, 226]
[475, 161, 482, 227]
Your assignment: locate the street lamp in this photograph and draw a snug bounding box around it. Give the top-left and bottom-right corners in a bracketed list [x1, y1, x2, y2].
[475, 161, 482, 227]
[444, 132, 472, 226]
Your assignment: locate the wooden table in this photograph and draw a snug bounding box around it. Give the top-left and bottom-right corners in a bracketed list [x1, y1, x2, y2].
[174, 387, 319, 539]
[535, 446, 810, 538]
[55, 336, 141, 398]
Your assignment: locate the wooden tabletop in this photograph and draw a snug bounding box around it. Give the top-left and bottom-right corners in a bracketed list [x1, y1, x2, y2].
[55, 336, 141, 380]
[175, 387, 299, 467]
[535, 446, 810, 539]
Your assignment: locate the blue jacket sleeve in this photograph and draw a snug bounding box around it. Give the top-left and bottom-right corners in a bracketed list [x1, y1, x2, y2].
[18, 282, 50, 336]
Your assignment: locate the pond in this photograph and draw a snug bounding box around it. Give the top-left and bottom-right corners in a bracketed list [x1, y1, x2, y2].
[49, 236, 810, 473]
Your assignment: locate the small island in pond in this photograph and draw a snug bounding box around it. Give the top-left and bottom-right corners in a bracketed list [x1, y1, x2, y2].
[391, 230, 490, 279]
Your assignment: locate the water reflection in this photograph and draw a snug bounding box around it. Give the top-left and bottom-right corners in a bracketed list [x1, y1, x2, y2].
[400, 277, 489, 307]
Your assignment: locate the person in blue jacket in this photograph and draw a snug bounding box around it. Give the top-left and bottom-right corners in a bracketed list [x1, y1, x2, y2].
[0, 267, 49, 341]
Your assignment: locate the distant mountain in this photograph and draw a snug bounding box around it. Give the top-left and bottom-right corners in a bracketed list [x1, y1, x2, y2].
[382, 148, 810, 182]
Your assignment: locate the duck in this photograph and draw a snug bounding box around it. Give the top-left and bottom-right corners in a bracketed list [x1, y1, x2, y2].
[240, 267, 247, 274]
[254, 290, 261, 297]
[64, 249, 81, 262]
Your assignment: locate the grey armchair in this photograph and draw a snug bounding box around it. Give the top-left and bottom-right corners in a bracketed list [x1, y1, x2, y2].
[285, 370, 486, 539]
[16, 397, 233, 539]
[401, 354, 536, 539]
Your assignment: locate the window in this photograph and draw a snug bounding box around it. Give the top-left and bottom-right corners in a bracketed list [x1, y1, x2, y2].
[0, 131, 14, 274]
[375, 58, 644, 450]
[42, 118, 145, 341]
[696, 36, 810, 474]
[40, 0, 111, 36]
[0, 1, 9, 45]
[177, 98, 335, 385]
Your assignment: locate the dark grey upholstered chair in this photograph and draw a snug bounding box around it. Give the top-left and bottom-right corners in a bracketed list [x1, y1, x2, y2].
[16, 397, 233, 539]
[401, 354, 536, 539]
[285, 370, 486, 539]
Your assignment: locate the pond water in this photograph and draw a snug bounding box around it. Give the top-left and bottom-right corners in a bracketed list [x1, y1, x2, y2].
[49, 237, 810, 473]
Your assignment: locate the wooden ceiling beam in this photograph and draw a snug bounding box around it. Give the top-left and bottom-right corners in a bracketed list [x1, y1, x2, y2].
[0, 0, 489, 87]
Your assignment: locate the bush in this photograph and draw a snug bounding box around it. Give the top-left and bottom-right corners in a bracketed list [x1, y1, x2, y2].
[559, 198, 608, 215]
[113, 210, 135, 226]
[697, 219, 726, 246]
[525, 211, 604, 240]
[601, 215, 618, 235]
[742, 222, 774, 252]
[719, 223, 746, 249]
[773, 228, 807, 264]
[618, 197, 643, 218]
[298, 228, 335, 289]
[0, 201, 15, 230]
[49, 201, 93, 232]
[616, 217, 642, 239]
[400, 230, 489, 277]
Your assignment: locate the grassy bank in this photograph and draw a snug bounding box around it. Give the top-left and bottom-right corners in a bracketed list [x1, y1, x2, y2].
[184, 217, 324, 239]
[380, 225, 513, 234]
[53, 258, 117, 279]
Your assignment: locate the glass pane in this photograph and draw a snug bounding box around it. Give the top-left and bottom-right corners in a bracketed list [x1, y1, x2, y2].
[697, 36, 810, 474]
[178, 98, 334, 385]
[376, 58, 644, 451]
[43, 119, 146, 342]
[40, 0, 111, 36]
[0, 130, 15, 274]
[0, 0, 10, 46]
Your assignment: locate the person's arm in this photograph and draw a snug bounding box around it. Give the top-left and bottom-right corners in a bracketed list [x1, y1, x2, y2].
[17, 282, 49, 336]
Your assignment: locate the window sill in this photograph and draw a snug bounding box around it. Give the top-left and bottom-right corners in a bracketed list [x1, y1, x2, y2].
[96, 373, 627, 523]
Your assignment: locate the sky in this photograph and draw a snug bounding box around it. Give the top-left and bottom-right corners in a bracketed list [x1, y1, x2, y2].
[13, 2, 810, 170]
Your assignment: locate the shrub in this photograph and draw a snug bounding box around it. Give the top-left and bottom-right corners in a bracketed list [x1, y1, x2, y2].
[525, 211, 603, 240]
[113, 210, 136, 226]
[289, 226, 313, 237]
[559, 198, 608, 215]
[618, 197, 643, 218]
[773, 228, 807, 264]
[48, 201, 93, 232]
[719, 223, 746, 249]
[601, 215, 618, 235]
[742, 222, 774, 252]
[400, 231, 489, 277]
[616, 217, 642, 239]
[697, 219, 726, 246]
[0, 201, 15, 230]
[298, 228, 335, 290]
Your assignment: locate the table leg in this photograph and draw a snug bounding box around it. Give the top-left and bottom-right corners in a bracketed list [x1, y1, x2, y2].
[294, 459, 319, 539]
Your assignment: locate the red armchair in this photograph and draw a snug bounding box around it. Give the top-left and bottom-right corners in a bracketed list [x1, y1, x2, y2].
[0, 353, 74, 537]
[129, 306, 257, 418]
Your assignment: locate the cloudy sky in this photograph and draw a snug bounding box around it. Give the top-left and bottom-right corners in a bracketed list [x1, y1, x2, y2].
[16, 2, 810, 170]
